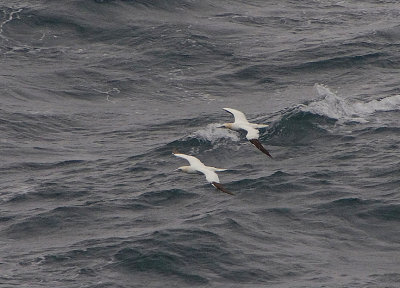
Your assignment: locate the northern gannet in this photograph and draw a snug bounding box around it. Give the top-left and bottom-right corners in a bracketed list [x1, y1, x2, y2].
[173, 151, 234, 195]
[220, 108, 272, 158]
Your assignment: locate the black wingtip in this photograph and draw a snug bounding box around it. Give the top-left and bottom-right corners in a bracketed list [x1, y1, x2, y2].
[212, 182, 235, 196]
[249, 139, 272, 158]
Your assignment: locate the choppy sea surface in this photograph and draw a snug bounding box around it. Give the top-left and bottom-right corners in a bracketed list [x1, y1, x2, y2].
[1, 1, 400, 287]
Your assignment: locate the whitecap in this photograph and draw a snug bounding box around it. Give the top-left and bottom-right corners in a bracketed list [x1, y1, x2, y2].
[191, 123, 240, 143]
[301, 84, 400, 123]
[352, 95, 400, 114]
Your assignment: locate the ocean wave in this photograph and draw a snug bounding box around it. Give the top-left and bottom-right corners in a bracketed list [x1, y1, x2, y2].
[5, 206, 94, 238]
[108, 226, 297, 284]
[113, 247, 208, 284]
[190, 123, 240, 143]
[135, 188, 196, 206]
[3, 181, 88, 204]
[95, 0, 202, 11]
[25, 228, 233, 284]
[266, 109, 335, 146]
[267, 84, 400, 145]
[311, 197, 383, 220]
[302, 84, 400, 122]
[0, 111, 82, 140]
[110, 228, 230, 284]
[4, 159, 86, 171]
[151, 123, 240, 156]
[295, 52, 384, 71]
[230, 172, 306, 195]
[358, 204, 400, 221]
[130, 83, 399, 156]
[374, 24, 400, 44]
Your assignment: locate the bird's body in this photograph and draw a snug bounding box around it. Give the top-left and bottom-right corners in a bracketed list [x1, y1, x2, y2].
[173, 152, 233, 195]
[221, 108, 272, 158]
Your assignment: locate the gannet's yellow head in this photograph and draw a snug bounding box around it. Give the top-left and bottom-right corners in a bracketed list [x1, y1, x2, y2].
[220, 123, 233, 129]
[175, 166, 196, 173]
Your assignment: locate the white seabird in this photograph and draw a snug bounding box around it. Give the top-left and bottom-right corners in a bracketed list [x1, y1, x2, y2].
[220, 107, 272, 158]
[173, 151, 234, 195]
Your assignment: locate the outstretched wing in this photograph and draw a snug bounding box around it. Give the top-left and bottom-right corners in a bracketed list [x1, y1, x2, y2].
[212, 182, 234, 195]
[249, 139, 272, 158]
[207, 166, 228, 172]
[173, 152, 205, 167]
[223, 108, 249, 124]
[201, 168, 220, 183]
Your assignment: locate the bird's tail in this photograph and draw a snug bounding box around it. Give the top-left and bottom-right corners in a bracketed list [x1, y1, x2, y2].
[249, 139, 272, 158]
[212, 182, 234, 195]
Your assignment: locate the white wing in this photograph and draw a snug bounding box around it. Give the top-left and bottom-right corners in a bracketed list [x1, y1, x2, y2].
[250, 123, 269, 129]
[244, 126, 260, 140]
[173, 153, 205, 168]
[223, 108, 249, 124]
[199, 168, 220, 184]
[206, 166, 228, 172]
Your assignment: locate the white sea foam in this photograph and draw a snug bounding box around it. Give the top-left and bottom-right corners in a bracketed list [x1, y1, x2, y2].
[191, 123, 240, 143]
[0, 184, 35, 202]
[352, 95, 400, 114]
[0, 8, 23, 35]
[302, 84, 400, 123]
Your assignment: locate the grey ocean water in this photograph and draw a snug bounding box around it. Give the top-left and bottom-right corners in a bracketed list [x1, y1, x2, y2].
[1, 1, 400, 287]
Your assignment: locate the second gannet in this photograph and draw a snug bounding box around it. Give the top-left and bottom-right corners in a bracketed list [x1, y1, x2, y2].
[221, 108, 272, 158]
[173, 151, 234, 195]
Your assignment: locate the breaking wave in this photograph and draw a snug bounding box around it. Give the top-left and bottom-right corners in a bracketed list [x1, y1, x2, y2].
[302, 84, 400, 123]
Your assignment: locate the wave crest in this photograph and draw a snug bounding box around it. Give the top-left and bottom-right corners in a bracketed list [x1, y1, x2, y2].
[302, 84, 400, 122]
[191, 123, 240, 143]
